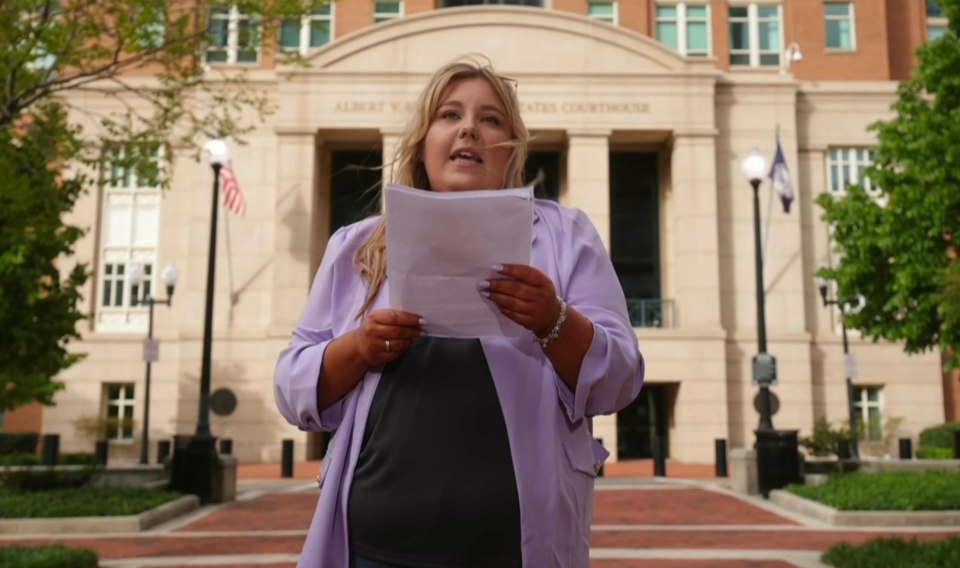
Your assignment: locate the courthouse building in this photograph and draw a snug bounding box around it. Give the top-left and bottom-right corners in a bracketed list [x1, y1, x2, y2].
[3, 0, 956, 464]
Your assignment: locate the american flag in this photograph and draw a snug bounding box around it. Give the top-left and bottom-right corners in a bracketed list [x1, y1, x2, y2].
[219, 164, 246, 216]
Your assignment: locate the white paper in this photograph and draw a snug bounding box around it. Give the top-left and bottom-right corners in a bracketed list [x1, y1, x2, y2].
[385, 184, 534, 337]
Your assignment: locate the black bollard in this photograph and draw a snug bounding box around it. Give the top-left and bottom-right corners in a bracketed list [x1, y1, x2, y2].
[715, 438, 728, 477]
[95, 439, 109, 465]
[157, 440, 171, 464]
[281, 439, 294, 478]
[898, 437, 913, 460]
[653, 436, 666, 477]
[220, 439, 233, 456]
[954, 431, 960, 460]
[41, 434, 60, 466]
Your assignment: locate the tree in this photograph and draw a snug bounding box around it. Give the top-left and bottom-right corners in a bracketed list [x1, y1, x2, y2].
[0, 1, 326, 410]
[815, 0, 960, 367]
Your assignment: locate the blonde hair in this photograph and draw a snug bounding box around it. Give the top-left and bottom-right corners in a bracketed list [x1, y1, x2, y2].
[352, 57, 530, 318]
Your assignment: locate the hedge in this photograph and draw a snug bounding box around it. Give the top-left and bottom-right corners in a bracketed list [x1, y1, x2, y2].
[0, 433, 38, 456]
[0, 545, 98, 568]
[822, 536, 960, 567]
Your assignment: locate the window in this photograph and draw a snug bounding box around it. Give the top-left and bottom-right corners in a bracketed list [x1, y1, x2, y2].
[853, 386, 883, 441]
[280, 5, 332, 54]
[206, 5, 261, 64]
[824, 3, 854, 50]
[97, 145, 161, 331]
[827, 148, 876, 196]
[440, 1, 543, 6]
[374, 1, 402, 23]
[104, 384, 136, 441]
[728, 3, 781, 67]
[655, 3, 710, 56]
[587, 1, 616, 25]
[927, 0, 947, 40]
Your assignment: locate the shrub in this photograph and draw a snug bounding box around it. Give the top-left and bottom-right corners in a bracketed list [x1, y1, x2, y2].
[786, 470, 960, 511]
[916, 446, 952, 459]
[60, 453, 98, 466]
[0, 433, 38, 456]
[0, 545, 98, 568]
[800, 417, 851, 457]
[822, 536, 960, 567]
[917, 422, 960, 459]
[0, 487, 181, 518]
[0, 466, 100, 492]
[0, 453, 40, 466]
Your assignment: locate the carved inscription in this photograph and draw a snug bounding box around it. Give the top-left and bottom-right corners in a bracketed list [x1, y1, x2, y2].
[333, 100, 649, 115]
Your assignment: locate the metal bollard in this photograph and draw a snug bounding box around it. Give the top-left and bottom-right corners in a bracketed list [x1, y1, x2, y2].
[715, 438, 728, 477]
[653, 436, 666, 477]
[157, 440, 171, 464]
[954, 431, 960, 460]
[41, 434, 60, 466]
[95, 439, 109, 465]
[281, 439, 294, 478]
[898, 437, 912, 460]
[219, 439, 233, 456]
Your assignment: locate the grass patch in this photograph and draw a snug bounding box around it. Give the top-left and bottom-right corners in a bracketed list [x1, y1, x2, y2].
[822, 536, 960, 567]
[786, 470, 960, 511]
[0, 544, 98, 568]
[0, 487, 182, 518]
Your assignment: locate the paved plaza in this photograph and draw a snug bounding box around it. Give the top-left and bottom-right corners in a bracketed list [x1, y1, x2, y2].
[4, 460, 960, 567]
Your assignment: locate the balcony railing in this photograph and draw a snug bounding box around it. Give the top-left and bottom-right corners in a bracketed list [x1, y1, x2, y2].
[625, 298, 676, 328]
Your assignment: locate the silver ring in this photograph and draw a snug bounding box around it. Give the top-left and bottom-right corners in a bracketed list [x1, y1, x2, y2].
[384, 339, 391, 352]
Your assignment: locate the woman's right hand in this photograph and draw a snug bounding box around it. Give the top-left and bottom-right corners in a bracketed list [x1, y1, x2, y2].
[353, 309, 423, 366]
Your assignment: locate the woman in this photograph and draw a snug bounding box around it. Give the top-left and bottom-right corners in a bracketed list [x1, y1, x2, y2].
[274, 58, 644, 568]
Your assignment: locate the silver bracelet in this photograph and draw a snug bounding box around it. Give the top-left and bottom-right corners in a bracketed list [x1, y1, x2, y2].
[532, 296, 567, 349]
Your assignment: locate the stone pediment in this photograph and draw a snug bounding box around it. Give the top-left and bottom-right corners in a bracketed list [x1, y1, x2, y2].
[299, 6, 711, 77]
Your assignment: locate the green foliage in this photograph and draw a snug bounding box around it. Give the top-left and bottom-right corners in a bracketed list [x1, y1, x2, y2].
[0, 465, 100, 492]
[0, 487, 181, 518]
[786, 470, 960, 511]
[799, 417, 851, 457]
[59, 452, 98, 466]
[0, 432, 38, 455]
[0, 105, 88, 411]
[917, 446, 953, 459]
[822, 536, 960, 568]
[814, 0, 960, 367]
[0, 1, 329, 411]
[72, 415, 134, 441]
[0, 453, 40, 466]
[0, 545, 98, 568]
[917, 422, 960, 458]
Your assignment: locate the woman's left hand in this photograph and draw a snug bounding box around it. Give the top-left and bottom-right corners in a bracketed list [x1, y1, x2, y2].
[480, 264, 561, 338]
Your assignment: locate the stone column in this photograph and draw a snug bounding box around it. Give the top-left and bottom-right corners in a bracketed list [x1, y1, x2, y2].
[669, 130, 723, 329]
[381, 128, 403, 188]
[566, 130, 618, 458]
[565, 130, 612, 249]
[269, 128, 317, 333]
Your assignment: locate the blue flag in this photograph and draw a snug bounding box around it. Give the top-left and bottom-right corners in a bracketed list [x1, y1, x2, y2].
[768, 138, 794, 213]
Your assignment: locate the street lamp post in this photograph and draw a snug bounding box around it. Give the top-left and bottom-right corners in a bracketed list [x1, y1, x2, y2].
[130, 262, 179, 466]
[741, 148, 776, 431]
[816, 278, 862, 461]
[170, 139, 229, 503]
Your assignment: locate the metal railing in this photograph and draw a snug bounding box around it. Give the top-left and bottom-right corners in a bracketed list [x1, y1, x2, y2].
[625, 298, 676, 328]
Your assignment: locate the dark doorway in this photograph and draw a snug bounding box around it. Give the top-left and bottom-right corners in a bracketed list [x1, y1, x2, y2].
[525, 151, 560, 201]
[617, 385, 668, 459]
[329, 149, 383, 236]
[609, 151, 660, 306]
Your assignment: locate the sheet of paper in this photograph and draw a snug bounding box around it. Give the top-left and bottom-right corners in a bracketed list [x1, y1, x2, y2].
[385, 184, 534, 338]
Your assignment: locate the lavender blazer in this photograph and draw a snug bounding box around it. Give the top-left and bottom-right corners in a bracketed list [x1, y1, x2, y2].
[274, 199, 644, 567]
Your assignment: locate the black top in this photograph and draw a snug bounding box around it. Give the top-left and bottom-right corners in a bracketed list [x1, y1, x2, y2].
[348, 337, 522, 568]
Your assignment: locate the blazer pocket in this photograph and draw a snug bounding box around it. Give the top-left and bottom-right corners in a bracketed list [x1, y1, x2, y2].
[564, 437, 601, 478]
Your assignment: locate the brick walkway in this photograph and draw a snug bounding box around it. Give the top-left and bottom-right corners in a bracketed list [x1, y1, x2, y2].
[3, 461, 960, 567]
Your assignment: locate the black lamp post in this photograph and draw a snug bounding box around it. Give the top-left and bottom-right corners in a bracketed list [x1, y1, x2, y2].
[816, 277, 863, 461]
[129, 262, 178, 466]
[741, 148, 776, 431]
[170, 138, 229, 503]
